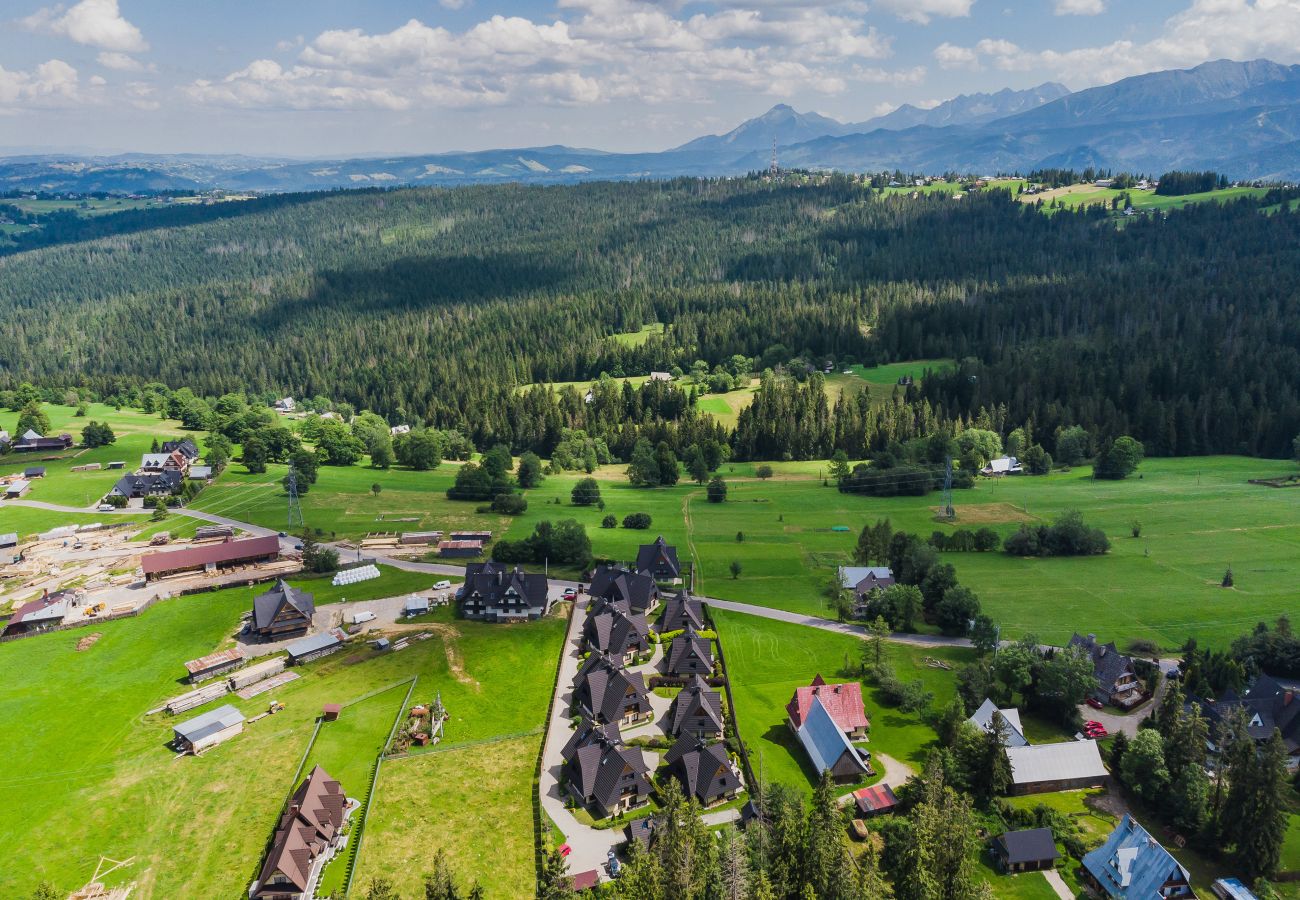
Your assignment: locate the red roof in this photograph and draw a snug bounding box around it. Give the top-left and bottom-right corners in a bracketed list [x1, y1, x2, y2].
[853, 783, 899, 813]
[786, 674, 869, 732]
[571, 870, 600, 891]
[184, 647, 244, 675]
[141, 534, 280, 575]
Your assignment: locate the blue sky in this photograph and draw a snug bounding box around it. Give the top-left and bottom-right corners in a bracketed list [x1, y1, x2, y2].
[2, 0, 1298, 156]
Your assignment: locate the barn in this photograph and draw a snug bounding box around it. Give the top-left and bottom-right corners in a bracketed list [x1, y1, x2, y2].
[1006, 740, 1110, 795]
[173, 704, 246, 753]
[141, 534, 280, 581]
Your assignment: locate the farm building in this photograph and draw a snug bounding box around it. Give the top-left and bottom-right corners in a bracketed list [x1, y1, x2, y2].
[141, 534, 280, 581]
[588, 564, 660, 614]
[437, 539, 483, 557]
[1069, 633, 1143, 709]
[457, 561, 551, 622]
[4, 479, 31, 498]
[250, 579, 316, 639]
[23, 466, 46, 478]
[251, 765, 350, 900]
[968, 698, 1029, 747]
[793, 694, 871, 784]
[664, 626, 714, 677]
[273, 397, 295, 412]
[184, 647, 245, 684]
[654, 591, 705, 633]
[1005, 740, 1109, 794]
[286, 629, 346, 665]
[399, 531, 442, 545]
[852, 783, 899, 818]
[663, 735, 742, 807]
[573, 654, 653, 727]
[668, 675, 724, 740]
[11, 429, 72, 452]
[449, 530, 492, 542]
[993, 828, 1060, 873]
[787, 674, 870, 739]
[229, 657, 286, 691]
[3, 591, 75, 636]
[106, 461, 126, 469]
[636, 535, 681, 580]
[1082, 815, 1194, 899]
[173, 704, 245, 753]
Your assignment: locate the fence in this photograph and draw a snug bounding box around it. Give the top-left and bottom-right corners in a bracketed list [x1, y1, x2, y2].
[534, 597, 576, 893]
[706, 602, 758, 800]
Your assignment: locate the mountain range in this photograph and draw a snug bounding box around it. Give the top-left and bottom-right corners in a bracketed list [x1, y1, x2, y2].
[5, 59, 1300, 194]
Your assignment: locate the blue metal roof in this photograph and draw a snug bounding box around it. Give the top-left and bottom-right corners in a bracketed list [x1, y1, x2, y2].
[1082, 815, 1191, 898]
[795, 695, 869, 777]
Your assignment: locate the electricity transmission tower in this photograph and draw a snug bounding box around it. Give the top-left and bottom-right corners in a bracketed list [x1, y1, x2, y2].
[940, 455, 955, 520]
[770, 138, 778, 178]
[286, 460, 305, 532]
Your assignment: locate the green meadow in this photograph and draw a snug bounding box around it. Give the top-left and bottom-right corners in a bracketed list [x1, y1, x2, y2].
[0, 566, 565, 900]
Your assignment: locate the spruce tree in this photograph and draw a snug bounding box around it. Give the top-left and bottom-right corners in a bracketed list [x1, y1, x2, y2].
[1234, 730, 1290, 880]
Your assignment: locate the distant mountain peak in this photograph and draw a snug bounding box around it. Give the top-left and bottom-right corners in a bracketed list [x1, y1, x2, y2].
[673, 105, 852, 154]
[857, 82, 1071, 132]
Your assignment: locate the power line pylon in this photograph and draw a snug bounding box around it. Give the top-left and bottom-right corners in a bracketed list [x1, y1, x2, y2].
[770, 138, 779, 178]
[941, 455, 955, 520]
[286, 460, 305, 532]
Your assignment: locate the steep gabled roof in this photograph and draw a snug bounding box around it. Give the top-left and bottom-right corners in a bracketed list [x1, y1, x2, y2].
[665, 627, 714, 676]
[968, 698, 1029, 748]
[795, 695, 869, 777]
[589, 565, 658, 612]
[573, 656, 651, 723]
[1082, 815, 1190, 898]
[669, 675, 724, 736]
[663, 735, 739, 805]
[561, 717, 623, 762]
[787, 674, 870, 733]
[255, 765, 347, 894]
[460, 561, 549, 609]
[655, 591, 705, 633]
[1069, 633, 1137, 693]
[583, 606, 650, 658]
[252, 579, 316, 630]
[636, 535, 680, 578]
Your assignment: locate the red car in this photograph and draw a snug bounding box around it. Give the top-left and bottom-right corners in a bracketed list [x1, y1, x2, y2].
[559, 844, 572, 858]
[1086, 697, 1104, 710]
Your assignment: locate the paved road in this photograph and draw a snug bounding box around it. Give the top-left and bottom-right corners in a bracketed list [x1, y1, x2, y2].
[702, 597, 975, 649]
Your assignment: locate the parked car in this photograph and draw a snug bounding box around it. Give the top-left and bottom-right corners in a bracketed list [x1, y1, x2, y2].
[433, 579, 452, 590]
[1086, 697, 1104, 710]
[97, 503, 115, 512]
[562, 588, 578, 600]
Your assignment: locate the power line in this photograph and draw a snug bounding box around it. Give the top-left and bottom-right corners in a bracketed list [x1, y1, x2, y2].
[285, 461, 304, 532]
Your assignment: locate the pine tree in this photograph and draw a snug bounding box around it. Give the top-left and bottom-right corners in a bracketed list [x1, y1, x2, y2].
[716, 826, 749, 900]
[1234, 730, 1290, 880]
[536, 845, 573, 900]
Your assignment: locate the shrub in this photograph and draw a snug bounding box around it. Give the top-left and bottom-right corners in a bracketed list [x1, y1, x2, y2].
[622, 512, 652, 529]
[601, 514, 617, 528]
[571, 477, 602, 506]
[491, 492, 528, 515]
[706, 476, 727, 503]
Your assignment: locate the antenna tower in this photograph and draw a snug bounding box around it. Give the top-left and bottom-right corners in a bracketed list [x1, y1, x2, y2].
[770, 138, 778, 178]
[940, 455, 955, 520]
[286, 460, 305, 532]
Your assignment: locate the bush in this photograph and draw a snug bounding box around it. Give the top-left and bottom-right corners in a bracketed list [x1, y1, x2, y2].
[1004, 510, 1109, 557]
[601, 514, 617, 528]
[755, 464, 773, 480]
[622, 512, 652, 529]
[706, 476, 727, 503]
[571, 477, 602, 506]
[490, 492, 528, 515]
[100, 493, 128, 508]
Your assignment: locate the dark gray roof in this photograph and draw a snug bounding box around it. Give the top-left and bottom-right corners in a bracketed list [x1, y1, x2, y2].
[996, 828, 1061, 865]
[636, 536, 680, 578]
[561, 718, 623, 762]
[563, 733, 650, 813]
[669, 676, 724, 736]
[460, 560, 549, 611]
[665, 628, 714, 677]
[663, 735, 739, 806]
[1201, 675, 1300, 752]
[253, 579, 316, 630]
[583, 607, 649, 658]
[1069, 633, 1136, 694]
[573, 656, 652, 724]
[161, 438, 200, 460]
[589, 565, 658, 613]
[655, 591, 705, 633]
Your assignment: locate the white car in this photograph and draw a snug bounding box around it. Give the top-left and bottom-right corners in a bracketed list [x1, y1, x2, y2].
[97, 503, 115, 512]
[433, 579, 452, 590]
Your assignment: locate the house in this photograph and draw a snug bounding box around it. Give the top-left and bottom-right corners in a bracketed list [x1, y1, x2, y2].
[2, 591, 75, 636]
[1005, 740, 1109, 794]
[982, 456, 1023, 476]
[839, 566, 896, 614]
[11, 429, 73, 452]
[664, 626, 714, 677]
[1070, 633, 1143, 709]
[655, 591, 705, 633]
[994, 828, 1060, 874]
[109, 471, 183, 500]
[793, 694, 872, 783]
[184, 647, 245, 684]
[561, 718, 652, 818]
[572, 654, 653, 726]
[852, 783, 900, 818]
[663, 735, 742, 807]
[4, 479, 31, 498]
[457, 561, 551, 621]
[1081, 815, 1195, 899]
[286, 629, 346, 665]
[23, 466, 46, 478]
[273, 397, 295, 412]
[251, 765, 350, 900]
[403, 596, 430, 617]
[668, 675, 724, 740]
[161, 438, 200, 461]
[648, 371, 674, 382]
[173, 704, 245, 753]
[251, 579, 316, 639]
[625, 817, 656, 849]
[389, 424, 410, 436]
[589, 564, 660, 614]
[142, 534, 281, 582]
[1197, 674, 1300, 770]
[787, 674, 870, 739]
[140, 450, 189, 474]
[968, 698, 1029, 748]
[636, 535, 681, 581]
[583, 605, 650, 665]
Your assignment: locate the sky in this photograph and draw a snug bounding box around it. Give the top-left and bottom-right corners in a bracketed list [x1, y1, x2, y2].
[3, 0, 1300, 157]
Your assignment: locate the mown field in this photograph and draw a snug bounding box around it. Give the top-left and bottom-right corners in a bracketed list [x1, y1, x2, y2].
[0, 566, 565, 899]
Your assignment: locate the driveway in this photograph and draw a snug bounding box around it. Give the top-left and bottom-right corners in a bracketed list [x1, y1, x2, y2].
[236, 592, 420, 658]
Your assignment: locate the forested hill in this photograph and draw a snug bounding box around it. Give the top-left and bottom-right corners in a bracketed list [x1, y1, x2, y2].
[1, 177, 1298, 458]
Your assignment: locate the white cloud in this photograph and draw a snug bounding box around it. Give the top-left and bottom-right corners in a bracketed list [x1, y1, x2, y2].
[23, 0, 148, 52]
[0, 59, 79, 107]
[934, 42, 979, 69]
[1054, 0, 1105, 14]
[97, 51, 146, 71]
[440, 0, 469, 7]
[873, 0, 974, 24]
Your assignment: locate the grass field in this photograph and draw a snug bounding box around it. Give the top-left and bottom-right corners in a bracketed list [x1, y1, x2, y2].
[608, 322, 666, 347]
[0, 566, 565, 899]
[1021, 184, 1268, 216]
[713, 608, 974, 795]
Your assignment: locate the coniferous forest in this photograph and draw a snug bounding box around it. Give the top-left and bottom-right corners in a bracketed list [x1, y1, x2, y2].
[1, 176, 1298, 459]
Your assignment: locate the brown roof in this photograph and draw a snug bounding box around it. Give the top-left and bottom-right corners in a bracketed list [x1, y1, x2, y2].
[254, 765, 347, 896]
[438, 540, 484, 550]
[141, 534, 280, 575]
[571, 870, 600, 891]
[184, 647, 244, 675]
